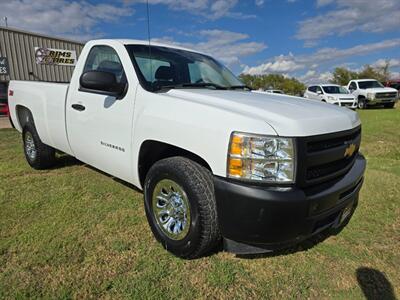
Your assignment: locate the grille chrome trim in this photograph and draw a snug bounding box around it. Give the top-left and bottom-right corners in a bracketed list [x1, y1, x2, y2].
[296, 126, 361, 187]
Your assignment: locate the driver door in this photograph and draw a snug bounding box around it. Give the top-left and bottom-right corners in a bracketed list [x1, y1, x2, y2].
[66, 45, 135, 182]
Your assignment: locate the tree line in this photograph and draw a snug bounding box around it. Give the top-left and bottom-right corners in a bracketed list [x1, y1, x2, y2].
[239, 74, 306, 96]
[239, 61, 394, 96]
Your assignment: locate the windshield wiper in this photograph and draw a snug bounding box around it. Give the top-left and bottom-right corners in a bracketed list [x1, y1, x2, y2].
[228, 85, 252, 90]
[154, 82, 228, 92]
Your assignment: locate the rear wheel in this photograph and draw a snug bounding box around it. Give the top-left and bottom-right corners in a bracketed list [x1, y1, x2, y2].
[23, 123, 56, 169]
[144, 157, 221, 259]
[357, 98, 367, 109]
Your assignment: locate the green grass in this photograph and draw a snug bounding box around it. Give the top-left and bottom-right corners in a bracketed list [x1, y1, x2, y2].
[1, 107, 399, 299]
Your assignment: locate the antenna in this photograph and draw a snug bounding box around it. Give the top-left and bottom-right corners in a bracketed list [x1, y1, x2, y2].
[146, 0, 153, 90]
[3, 16, 8, 27]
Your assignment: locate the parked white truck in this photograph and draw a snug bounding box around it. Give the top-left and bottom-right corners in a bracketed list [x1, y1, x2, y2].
[9, 39, 366, 258]
[347, 79, 398, 109]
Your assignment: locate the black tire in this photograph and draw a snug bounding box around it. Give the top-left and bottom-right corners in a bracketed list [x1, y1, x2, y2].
[144, 157, 221, 259]
[22, 123, 56, 170]
[357, 98, 367, 109]
[384, 102, 395, 109]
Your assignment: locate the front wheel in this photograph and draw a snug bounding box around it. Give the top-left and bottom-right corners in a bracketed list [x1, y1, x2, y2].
[144, 157, 221, 259]
[357, 98, 367, 109]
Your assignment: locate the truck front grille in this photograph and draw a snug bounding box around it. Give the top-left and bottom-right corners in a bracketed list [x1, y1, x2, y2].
[296, 126, 361, 187]
[375, 92, 397, 99]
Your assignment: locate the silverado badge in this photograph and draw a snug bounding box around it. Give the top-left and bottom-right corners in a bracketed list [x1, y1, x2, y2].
[344, 143, 356, 158]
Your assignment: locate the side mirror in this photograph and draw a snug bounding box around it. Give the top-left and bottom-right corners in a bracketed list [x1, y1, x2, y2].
[317, 90, 322, 95]
[79, 71, 126, 98]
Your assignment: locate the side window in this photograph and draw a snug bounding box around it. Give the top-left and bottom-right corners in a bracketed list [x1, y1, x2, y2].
[349, 82, 357, 90]
[83, 46, 125, 83]
[309, 86, 316, 93]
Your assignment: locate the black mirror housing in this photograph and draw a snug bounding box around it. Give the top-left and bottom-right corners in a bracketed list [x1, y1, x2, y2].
[79, 71, 125, 98]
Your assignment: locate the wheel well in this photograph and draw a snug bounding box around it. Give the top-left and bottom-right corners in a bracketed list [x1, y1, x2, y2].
[138, 140, 212, 187]
[358, 95, 366, 100]
[16, 105, 34, 129]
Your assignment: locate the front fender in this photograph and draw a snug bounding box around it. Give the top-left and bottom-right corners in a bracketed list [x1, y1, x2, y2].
[130, 89, 276, 188]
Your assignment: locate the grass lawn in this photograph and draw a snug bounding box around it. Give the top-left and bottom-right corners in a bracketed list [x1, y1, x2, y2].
[0, 108, 399, 299]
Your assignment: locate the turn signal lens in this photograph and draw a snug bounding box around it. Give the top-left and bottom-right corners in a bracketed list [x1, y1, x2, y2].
[228, 158, 243, 177]
[230, 135, 243, 156]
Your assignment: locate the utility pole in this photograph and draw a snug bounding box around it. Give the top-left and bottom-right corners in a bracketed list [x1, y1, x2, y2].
[3, 16, 8, 27]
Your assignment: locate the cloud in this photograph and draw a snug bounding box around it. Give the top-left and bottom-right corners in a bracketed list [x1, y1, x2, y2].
[243, 38, 400, 75]
[371, 58, 400, 69]
[1, 0, 133, 41]
[297, 0, 400, 44]
[255, 0, 264, 6]
[316, 0, 334, 7]
[298, 70, 333, 84]
[124, 0, 254, 20]
[153, 29, 267, 67]
[242, 54, 304, 75]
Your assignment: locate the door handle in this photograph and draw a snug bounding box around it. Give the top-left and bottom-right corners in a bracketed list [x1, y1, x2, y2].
[71, 104, 86, 111]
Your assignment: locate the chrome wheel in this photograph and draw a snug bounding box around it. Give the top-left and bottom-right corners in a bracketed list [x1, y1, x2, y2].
[152, 179, 191, 240]
[25, 132, 37, 161]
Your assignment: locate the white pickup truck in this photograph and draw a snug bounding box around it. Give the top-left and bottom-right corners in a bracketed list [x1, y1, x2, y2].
[347, 79, 398, 109]
[9, 39, 366, 258]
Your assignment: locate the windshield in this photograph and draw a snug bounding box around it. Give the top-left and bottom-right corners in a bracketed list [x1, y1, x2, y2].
[126, 45, 244, 91]
[322, 86, 349, 94]
[358, 80, 384, 89]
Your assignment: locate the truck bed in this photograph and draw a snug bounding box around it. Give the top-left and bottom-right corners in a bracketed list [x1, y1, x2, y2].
[9, 81, 73, 155]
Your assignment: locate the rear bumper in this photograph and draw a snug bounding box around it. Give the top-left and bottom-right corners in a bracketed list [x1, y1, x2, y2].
[214, 154, 366, 252]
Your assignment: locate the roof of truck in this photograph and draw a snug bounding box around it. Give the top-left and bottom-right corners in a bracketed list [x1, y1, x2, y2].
[307, 84, 340, 87]
[92, 39, 206, 56]
[353, 79, 377, 82]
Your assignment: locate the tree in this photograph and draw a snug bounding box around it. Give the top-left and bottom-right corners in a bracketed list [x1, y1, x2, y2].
[331, 67, 359, 86]
[331, 61, 392, 86]
[358, 63, 390, 82]
[239, 74, 306, 96]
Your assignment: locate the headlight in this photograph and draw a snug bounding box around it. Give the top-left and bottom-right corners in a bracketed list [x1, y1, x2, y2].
[327, 96, 335, 101]
[227, 132, 295, 183]
[367, 93, 375, 100]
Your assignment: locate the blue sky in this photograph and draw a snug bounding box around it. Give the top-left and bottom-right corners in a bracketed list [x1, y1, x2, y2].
[2, 0, 400, 83]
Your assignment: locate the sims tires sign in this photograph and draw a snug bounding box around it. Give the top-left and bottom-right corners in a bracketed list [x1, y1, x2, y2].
[35, 47, 77, 66]
[0, 57, 9, 75]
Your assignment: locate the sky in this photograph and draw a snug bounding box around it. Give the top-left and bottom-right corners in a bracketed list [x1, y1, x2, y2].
[1, 0, 400, 83]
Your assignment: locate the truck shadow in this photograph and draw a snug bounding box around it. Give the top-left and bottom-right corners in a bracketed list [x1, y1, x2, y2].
[235, 225, 346, 259]
[356, 267, 396, 300]
[51, 153, 83, 169]
[50, 154, 142, 193]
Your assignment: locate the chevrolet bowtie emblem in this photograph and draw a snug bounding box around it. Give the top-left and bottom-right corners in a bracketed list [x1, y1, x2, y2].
[344, 143, 356, 158]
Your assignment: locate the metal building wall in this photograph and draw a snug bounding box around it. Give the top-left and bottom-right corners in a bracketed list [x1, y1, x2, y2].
[0, 26, 84, 82]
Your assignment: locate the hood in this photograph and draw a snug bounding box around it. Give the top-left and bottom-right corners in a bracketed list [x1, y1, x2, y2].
[365, 87, 398, 93]
[164, 89, 360, 137]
